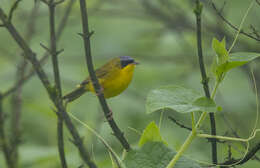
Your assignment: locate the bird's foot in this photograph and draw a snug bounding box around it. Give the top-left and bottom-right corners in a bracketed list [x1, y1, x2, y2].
[106, 109, 113, 121]
[95, 87, 104, 97]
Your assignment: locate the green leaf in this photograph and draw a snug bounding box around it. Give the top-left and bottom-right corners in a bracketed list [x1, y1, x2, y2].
[192, 97, 217, 113]
[124, 142, 202, 168]
[228, 52, 260, 68]
[212, 37, 229, 64]
[214, 52, 260, 82]
[146, 85, 217, 113]
[139, 121, 166, 147]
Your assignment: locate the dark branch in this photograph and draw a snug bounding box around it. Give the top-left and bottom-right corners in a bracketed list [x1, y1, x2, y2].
[41, 0, 67, 167]
[8, 0, 23, 22]
[194, 0, 218, 164]
[0, 7, 97, 168]
[250, 25, 260, 39]
[212, 2, 260, 42]
[79, 0, 131, 151]
[168, 116, 192, 131]
[0, 93, 15, 168]
[2, 0, 75, 98]
[9, 3, 40, 166]
[256, 0, 260, 6]
[220, 142, 260, 167]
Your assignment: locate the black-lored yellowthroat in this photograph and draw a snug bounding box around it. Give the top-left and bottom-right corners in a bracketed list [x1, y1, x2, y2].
[63, 56, 138, 102]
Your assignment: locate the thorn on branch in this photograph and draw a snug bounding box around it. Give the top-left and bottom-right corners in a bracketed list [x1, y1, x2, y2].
[78, 31, 95, 39]
[56, 48, 64, 56]
[250, 25, 260, 39]
[201, 77, 210, 86]
[40, 43, 51, 54]
[8, 0, 23, 22]
[54, 0, 65, 6]
[78, 165, 84, 168]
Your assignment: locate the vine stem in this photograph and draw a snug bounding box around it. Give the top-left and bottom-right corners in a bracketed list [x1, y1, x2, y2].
[227, 0, 255, 54]
[166, 112, 208, 168]
[167, 1, 256, 167]
[166, 83, 219, 168]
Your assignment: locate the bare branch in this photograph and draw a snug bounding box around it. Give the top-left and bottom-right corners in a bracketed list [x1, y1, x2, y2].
[41, 0, 67, 166]
[250, 25, 260, 39]
[212, 2, 260, 42]
[2, 0, 75, 98]
[256, 0, 260, 6]
[168, 116, 192, 131]
[220, 142, 260, 167]
[0, 6, 97, 167]
[0, 93, 15, 168]
[8, 0, 23, 22]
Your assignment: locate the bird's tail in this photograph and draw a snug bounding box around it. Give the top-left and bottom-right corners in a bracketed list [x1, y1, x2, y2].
[63, 85, 87, 103]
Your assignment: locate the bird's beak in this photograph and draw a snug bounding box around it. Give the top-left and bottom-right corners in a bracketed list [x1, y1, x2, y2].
[133, 61, 139, 65]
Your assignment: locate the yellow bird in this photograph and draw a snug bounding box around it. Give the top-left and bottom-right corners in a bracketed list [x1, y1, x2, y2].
[63, 56, 138, 102]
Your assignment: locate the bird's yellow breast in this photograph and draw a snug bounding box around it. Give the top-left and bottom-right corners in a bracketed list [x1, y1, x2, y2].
[87, 64, 136, 98]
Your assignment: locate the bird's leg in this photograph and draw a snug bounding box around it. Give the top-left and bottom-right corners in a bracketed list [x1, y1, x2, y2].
[106, 108, 113, 121]
[95, 87, 104, 97]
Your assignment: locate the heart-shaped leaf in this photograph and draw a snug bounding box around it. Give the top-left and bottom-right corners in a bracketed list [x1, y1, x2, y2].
[146, 85, 218, 114]
[124, 142, 202, 168]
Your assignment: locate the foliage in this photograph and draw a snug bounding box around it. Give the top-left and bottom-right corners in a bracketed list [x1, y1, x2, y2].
[0, 0, 260, 168]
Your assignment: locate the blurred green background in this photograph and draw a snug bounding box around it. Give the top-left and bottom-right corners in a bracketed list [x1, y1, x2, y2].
[1, 0, 260, 167]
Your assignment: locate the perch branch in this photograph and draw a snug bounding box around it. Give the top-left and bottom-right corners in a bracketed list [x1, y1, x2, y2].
[79, 0, 131, 151]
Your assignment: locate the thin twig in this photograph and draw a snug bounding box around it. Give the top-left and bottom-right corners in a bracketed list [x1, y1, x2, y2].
[2, 0, 75, 98]
[212, 2, 260, 42]
[168, 116, 192, 131]
[250, 25, 260, 39]
[256, 0, 260, 6]
[8, 0, 23, 22]
[194, 0, 218, 164]
[42, 0, 67, 167]
[0, 93, 15, 168]
[79, 0, 131, 151]
[10, 60, 25, 168]
[10, 3, 40, 166]
[0, 7, 97, 168]
[220, 142, 260, 167]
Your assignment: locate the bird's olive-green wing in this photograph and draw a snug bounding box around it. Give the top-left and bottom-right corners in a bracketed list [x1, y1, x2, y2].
[80, 57, 121, 86]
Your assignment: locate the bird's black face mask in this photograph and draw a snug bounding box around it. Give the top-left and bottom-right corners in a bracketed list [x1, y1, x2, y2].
[120, 56, 138, 68]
